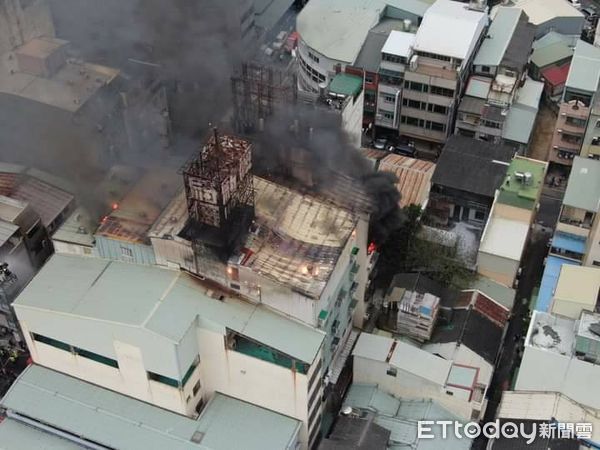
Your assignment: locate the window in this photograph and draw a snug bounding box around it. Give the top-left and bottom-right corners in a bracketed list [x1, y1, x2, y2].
[430, 86, 454, 97]
[402, 116, 424, 127]
[404, 80, 428, 93]
[386, 367, 397, 377]
[482, 120, 501, 129]
[382, 53, 405, 64]
[481, 66, 490, 73]
[474, 211, 485, 221]
[308, 51, 320, 64]
[593, 260, 600, 267]
[192, 380, 202, 396]
[446, 391, 454, 396]
[365, 74, 374, 84]
[182, 356, 200, 387]
[382, 94, 396, 103]
[380, 111, 394, 120]
[416, 51, 451, 62]
[429, 121, 446, 132]
[148, 371, 179, 388]
[121, 246, 133, 259]
[428, 103, 447, 114]
[32, 333, 71, 352]
[75, 347, 119, 368]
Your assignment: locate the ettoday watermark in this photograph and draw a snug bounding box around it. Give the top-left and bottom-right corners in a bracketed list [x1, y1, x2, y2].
[417, 420, 593, 444]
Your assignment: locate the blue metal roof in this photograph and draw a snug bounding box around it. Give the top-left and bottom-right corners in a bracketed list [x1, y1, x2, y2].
[535, 255, 580, 312]
[551, 231, 586, 255]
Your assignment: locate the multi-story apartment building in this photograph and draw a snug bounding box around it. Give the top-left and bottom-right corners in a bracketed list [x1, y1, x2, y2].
[296, 0, 433, 94]
[549, 99, 589, 165]
[536, 157, 600, 312]
[477, 156, 547, 287]
[13, 255, 325, 449]
[554, 157, 600, 267]
[549, 41, 600, 168]
[399, 0, 488, 146]
[454, 7, 538, 150]
[148, 133, 370, 389]
[580, 93, 600, 161]
[375, 30, 415, 131]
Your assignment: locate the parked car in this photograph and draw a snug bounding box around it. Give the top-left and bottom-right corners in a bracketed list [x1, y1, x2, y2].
[373, 138, 388, 150]
[567, 0, 582, 10]
[388, 144, 417, 158]
[582, 6, 598, 23]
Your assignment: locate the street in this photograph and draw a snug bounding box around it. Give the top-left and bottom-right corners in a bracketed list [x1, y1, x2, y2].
[471, 225, 552, 449]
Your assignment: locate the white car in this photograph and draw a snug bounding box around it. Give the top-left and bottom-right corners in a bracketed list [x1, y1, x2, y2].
[567, 0, 582, 10]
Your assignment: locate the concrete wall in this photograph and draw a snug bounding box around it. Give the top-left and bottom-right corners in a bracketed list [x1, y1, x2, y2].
[16, 306, 318, 449]
[52, 240, 96, 257]
[353, 355, 475, 420]
[477, 251, 519, 288]
[297, 38, 346, 93]
[583, 216, 600, 267]
[95, 235, 156, 265]
[0, 0, 55, 54]
[342, 89, 364, 148]
[516, 345, 600, 410]
[536, 16, 584, 39]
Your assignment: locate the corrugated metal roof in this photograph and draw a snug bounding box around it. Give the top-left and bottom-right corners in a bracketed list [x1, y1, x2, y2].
[378, 154, 435, 208]
[353, 332, 395, 362]
[563, 157, 600, 212]
[0, 418, 85, 450]
[1, 365, 300, 450]
[52, 207, 95, 247]
[343, 384, 472, 450]
[474, 7, 522, 67]
[14, 255, 324, 364]
[458, 95, 485, 115]
[566, 40, 600, 93]
[502, 104, 536, 144]
[465, 76, 491, 99]
[531, 42, 573, 69]
[466, 276, 516, 310]
[507, 0, 583, 25]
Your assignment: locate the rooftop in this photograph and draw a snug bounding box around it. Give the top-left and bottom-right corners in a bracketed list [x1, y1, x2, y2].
[297, 0, 433, 63]
[329, 73, 363, 97]
[465, 76, 492, 98]
[562, 157, 600, 212]
[413, 0, 487, 61]
[502, 78, 544, 145]
[0, 41, 119, 113]
[319, 414, 390, 450]
[432, 135, 515, 198]
[381, 30, 416, 58]
[0, 165, 75, 228]
[554, 265, 600, 310]
[566, 40, 600, 94]
[342, 384, 472, 450]
[496, 157, 546, 210]
[535, 255, 580, 313]
[502, 0, 582, 25]
[14, 254, 324, 364]
[354, 30, 389, 73]
[526, 310, 576, 355]
[239, 177, 357, 299]
[479, 216, 529, 261]
[353, 332, 452, 386]
[473, 7, 524, 67]
[388, 272, 459, 307]
[498, 391, 600, 442]
[1, 365, 301, 450]
[430, 307, 505, 364]
[541, 63, 570, 87]
[377, 154, 435, 208]
[51, 207, 95, 247]
[95, 168, 181, 244]
[466, 276, 516, 311]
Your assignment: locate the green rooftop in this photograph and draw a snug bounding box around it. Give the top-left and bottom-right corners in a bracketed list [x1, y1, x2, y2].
[497, 157, 546, 210]
[329, 73, 362, 97]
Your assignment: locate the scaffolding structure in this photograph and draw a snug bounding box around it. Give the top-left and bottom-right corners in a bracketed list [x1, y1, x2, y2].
[231, 62, 297, 133]
[181, 129, 254, 253]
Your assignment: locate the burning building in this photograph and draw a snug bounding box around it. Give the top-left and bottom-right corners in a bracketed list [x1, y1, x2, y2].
[150, 131, 371, 383]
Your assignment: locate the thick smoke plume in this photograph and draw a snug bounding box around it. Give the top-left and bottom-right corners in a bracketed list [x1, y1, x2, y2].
[0, 0, 404, 243]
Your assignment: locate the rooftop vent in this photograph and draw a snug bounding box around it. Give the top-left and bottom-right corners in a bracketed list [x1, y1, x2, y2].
[191, 431, 204, 444]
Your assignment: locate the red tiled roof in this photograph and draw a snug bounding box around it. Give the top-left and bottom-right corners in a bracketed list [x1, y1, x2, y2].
[541, 63, 570, 87]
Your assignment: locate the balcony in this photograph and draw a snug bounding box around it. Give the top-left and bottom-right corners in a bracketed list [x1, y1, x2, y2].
[230, 333, 309, 374]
